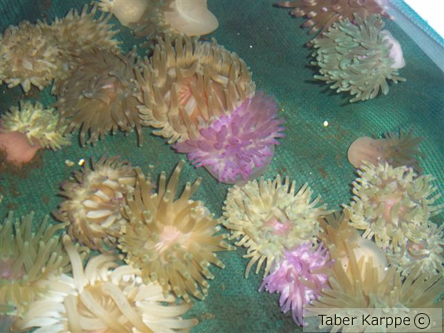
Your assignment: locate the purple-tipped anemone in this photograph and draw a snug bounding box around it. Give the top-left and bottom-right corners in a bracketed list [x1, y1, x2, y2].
[174, 92, 285, 184]
[259, 243, 331, 326]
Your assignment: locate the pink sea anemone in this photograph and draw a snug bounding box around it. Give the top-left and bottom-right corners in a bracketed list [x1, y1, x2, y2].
[174, 92, 285, 184]
[259, 243, 331, 326]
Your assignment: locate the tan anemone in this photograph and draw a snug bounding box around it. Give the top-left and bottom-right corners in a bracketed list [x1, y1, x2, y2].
[54, 156, 136, 252]
[0, 22, 63, 92]
[39, 4, 121, 55]
[118, 161, 234, 302]
[137, 35, 256, 143]
[320, 211, 389, 282]
[0, 212, 88, 317]
[1, 100, 70, 150]
[55, 48, 144, 146]
[277, 0, 390, 37]
[387, 221, 444, 278]
[13, 236, 198, 333]
[344, 162, 443, 250]
[223, 175, 328, 278]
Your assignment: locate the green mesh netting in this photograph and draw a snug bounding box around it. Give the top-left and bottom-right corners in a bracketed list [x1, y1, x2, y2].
[0, 0, 443, 332]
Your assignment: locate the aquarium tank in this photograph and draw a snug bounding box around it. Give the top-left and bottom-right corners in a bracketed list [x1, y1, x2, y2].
[0, 0, 443, 332]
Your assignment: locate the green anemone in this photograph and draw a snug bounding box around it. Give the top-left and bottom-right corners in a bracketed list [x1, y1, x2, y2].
[312, 14, 406, 103]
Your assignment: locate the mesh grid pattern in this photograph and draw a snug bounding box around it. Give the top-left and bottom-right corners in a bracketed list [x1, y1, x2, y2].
[0, 0, 443, 332]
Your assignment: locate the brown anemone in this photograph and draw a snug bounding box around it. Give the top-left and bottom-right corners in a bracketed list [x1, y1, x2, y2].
[55, 48, 144, 146]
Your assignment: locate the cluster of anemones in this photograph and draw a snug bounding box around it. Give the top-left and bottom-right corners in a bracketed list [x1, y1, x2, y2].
[222, 174, 333, 325]
[223, 161, 443, 328]
[0, 4, 120, 93]
[0, 100, 70, 165]
[309, 211, 444, 332]
[275, 1, 405, 103]
[54, 157, 233, 304]
[3, 158, 235, 331]
[13, 236, 198, 332]
[344, 162, 444, 278]
[137, 35, 285, 183]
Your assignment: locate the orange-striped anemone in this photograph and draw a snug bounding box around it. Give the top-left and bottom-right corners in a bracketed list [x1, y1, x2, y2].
[137, 35, 255, 144]
[118, 161, 234, 302]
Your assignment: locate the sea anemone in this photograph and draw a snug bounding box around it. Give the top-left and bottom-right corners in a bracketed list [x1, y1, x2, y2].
[174, 92, 285, 184]
[0, 100, 70, 165]
[223, 175, 328, 278]
[132, 0, 218, 40]
[0, 21, 63, 92]
[98, 0, 149, 27]
[308, 244, 444, 332]
[276, 0, 390, 37]
[319, 211, 389, 281]
[387, 221, 444, 278]
[40, 4, 121, 56]
[118, 161, 234, 302]
[347, 130, 424, 173]
[55, 47, 144, 146]
[259, 242, 331, 326]
[344, 162, 443, 250]
[137, 35, 256, 144]
[0, 212, 88, 318]
[54, 156, 136, 253]
[13, 235, 198, 333]
[311, 14, 406, 102]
